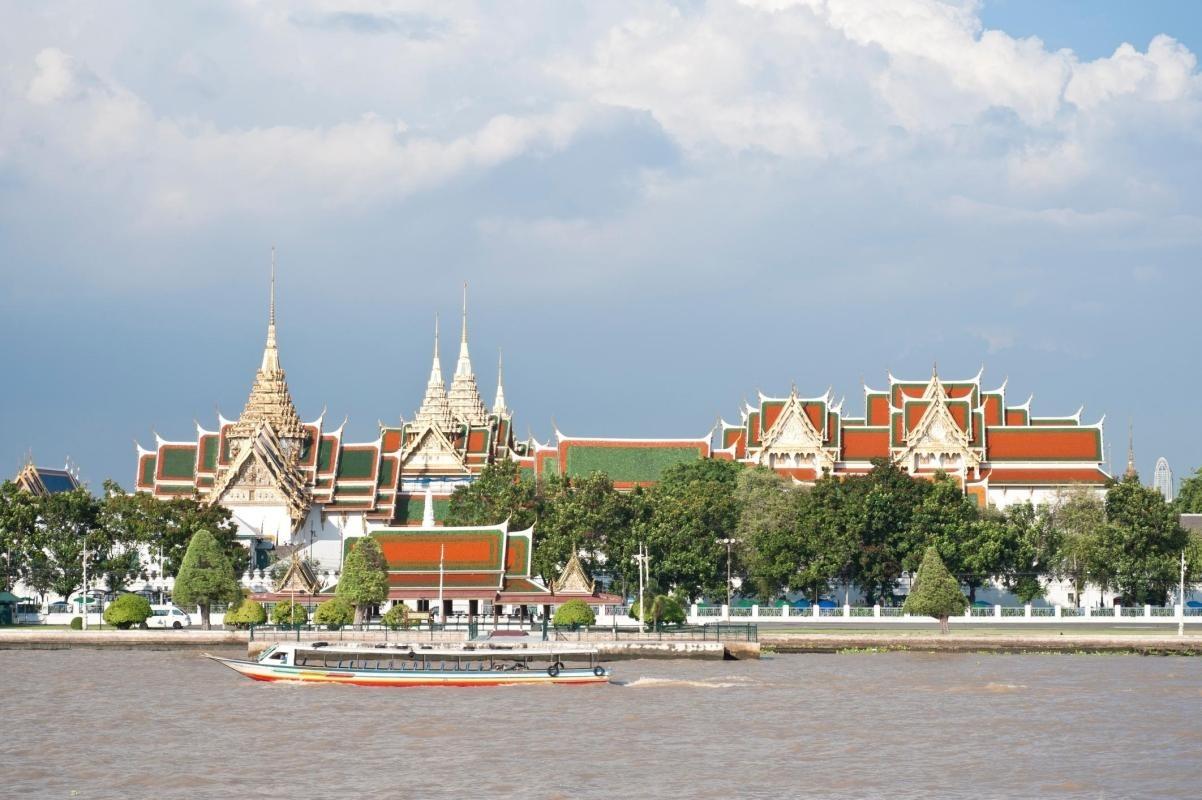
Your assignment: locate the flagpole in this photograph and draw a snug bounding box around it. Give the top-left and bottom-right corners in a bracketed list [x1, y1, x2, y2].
[438, 543, 445, 629]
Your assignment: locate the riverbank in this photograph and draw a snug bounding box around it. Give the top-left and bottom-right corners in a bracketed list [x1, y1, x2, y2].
[0, 628, 759, 660]
[763, 630, 1202, 655]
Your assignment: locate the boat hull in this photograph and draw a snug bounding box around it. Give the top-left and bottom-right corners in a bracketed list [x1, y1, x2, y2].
[205, 654, 609, 687]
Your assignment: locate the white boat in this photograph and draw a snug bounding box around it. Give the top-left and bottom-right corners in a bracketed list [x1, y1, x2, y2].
[205, 640, 611, 687]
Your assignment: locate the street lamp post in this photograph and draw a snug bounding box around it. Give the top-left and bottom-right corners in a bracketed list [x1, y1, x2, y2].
[1179, 549, 1186, 638]
[719, 538, 736, 608]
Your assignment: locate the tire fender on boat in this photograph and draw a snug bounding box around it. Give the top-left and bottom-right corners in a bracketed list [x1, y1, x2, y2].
[593, 666, 605, 677]
[547, 663, 561, 677]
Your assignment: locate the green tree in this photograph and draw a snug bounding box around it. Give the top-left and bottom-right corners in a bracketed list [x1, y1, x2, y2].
[637, 459, 742, 601]
[0, 481, 39, 592]
[35, 487, 106, 601]
[172, 529, 240, 630]
[794, 475, 860, 604]
[1093, 475, 1188, 605]
[535, 472, 632, 584]
[102, 593, 152, 629]
[848, 460, 931, 605]
[381, 603, 410, 630]
[444, 460, 541, 530]
[909, 473, 983, 594]
[314, 597, 354, 629]
[998, 502, 1058, 604]
[271, 599, 308, 626]
[1174, 466, 1202, 513]
[227, 599, 267, 629]
[336, 536, 389, 624]
[737, 468, 800, 601]
[1045, 487, 1106, 607]
[552, 599, 596, 628]
[903, 546, 968, 632]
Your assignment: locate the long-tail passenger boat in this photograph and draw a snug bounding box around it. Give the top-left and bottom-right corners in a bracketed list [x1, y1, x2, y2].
[205, 641, 611, 687]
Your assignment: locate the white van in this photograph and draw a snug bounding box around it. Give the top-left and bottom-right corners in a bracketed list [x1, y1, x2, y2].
[145, 605, 192, 629]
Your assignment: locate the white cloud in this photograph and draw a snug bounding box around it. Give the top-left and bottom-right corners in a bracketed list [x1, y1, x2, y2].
[26, 48, 88, 105]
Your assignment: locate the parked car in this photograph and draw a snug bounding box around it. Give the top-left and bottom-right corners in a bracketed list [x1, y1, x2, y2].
[145, 604, 192, 629]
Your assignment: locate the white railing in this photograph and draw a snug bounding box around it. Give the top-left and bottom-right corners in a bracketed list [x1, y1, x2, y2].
[679, 604, 1197, 625]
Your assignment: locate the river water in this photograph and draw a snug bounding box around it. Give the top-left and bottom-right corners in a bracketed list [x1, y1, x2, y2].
[3, 648, 1200, 799]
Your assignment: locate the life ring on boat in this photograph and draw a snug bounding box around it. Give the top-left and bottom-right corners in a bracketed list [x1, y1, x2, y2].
[593, 666, 605, 677]
[547, 663, 561, 677]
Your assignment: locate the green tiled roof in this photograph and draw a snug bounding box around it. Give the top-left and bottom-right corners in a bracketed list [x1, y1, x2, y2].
[337, 448, 376, 479]
[159, 447, 196, 481]
[564, 445, 702, 483]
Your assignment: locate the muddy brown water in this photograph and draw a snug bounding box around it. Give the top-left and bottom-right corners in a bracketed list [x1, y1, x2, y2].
[3, 648, 1200, 799]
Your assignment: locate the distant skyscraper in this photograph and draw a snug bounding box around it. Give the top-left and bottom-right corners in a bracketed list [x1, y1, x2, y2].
[1154, 457, 1173, 502]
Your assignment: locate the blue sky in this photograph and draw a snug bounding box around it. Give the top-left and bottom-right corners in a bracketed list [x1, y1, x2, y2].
[2, 1, 1201, 489]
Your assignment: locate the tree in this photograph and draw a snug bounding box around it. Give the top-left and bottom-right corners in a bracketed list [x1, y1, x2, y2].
[1174, 466, 1202, 513]
[998, 502, 1058, 604]
[172, 530, 240, 630]
[1093, 475, 1188, 605]
[903, 546, 967, 633]
[35, 487, 106, 602]
[444, 460, 541, 530]
[737, 468, 801, 601]
[381, 603, 410, 630]
[848, 460, 931, 605]
[793, 475, 860, 603]
[227, 599, 266, 629]
[271, 599, 308, 626]
[1045, 487, 1106, 607]
[314, 597, 354, 629]
[909, 473, 982, 593]
[0, 481, 38, 592]
[336, 536, 389, 625]
[102, 593, 151, 629]
[534, 472, 630, 585]
[637, 459, 742, 601]
[552, 599, 596, 628]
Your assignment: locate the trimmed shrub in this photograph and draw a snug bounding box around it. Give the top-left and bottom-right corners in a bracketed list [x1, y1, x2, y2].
[69, 616, 83, 630]
[271, 599, 309, 627]
[629, 595, 686, 625]
[552, 599, 596, 628]
[381, 604, 411, 631]
[903, 546, 968, 633]
[314, 597, 354, 630]
[103, 593, 152, 629]
[227, 599, 267, 629]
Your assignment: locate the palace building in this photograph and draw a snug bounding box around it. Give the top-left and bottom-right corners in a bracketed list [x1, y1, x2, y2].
[134, 267, 1109, 597]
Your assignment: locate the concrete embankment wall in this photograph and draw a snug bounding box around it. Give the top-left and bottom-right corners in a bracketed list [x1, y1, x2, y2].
[763, 633, 1202, 655]
[0, 629, 757, 660]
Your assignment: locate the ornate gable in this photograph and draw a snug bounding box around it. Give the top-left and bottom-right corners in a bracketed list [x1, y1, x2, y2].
[275, 554, 323, 594]
[895, 372, 981, 473]
[210, 422, 312, 528]
[756, 388, 836, 472]
[552, 553, 595, 595]
[401, 424, 468, 474]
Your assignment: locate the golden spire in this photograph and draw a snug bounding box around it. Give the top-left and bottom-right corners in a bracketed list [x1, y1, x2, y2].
[414, 315, 453, 429]
[232, 248, 303, 439]
[493, 348, 509, 417]
[1125, 422, 1137, 479]
[448, 282, 488, 425]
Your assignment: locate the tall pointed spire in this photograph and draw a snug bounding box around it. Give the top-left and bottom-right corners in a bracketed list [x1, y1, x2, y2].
[414, 315, 453, 429]
[1125, 421, 1137, 479]
[233, 247, 303, 440]
[448, 282, 488, 425]
[493, 348, 509, 417]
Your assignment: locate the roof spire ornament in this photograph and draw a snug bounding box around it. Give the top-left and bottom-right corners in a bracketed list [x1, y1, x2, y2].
[447, 282, 488, 425]
[493, 348, 509, 417]
[232, 248, 304, 440]
[414, 315, 453, 429]
[1125, 421, 1137, 479]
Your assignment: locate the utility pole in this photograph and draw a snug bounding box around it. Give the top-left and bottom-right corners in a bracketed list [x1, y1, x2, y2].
[1179, 549, 1186, 638]
[437, 543, 445, 629]
[81, 543, 89, 631]
[634, 543, 648, 632]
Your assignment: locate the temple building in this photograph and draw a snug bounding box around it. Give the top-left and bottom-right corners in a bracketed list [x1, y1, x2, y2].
[135, 265, 1109, 591]
[523, 368, 1109, 509]
[134, 267, 523, 574]
[13, 460, 81, 496]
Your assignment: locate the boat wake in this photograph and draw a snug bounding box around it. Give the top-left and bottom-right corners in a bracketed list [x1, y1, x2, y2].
[620, 675, 757, 689]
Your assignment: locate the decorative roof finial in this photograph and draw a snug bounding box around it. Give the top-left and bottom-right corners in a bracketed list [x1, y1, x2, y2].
[1125, 421, 1137, 479]
[261, 246, 280, 372]
[414, 314, 453, 428]
[493, 348, 509, 416]
[430, 314, 443, 385]
[448, 282, 488, 424]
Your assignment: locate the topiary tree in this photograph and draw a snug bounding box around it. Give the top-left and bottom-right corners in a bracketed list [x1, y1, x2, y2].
[271, 599, 308, 627]
[227, 599, 267, 629]
[629, 594, 687, 627]
[103, 593, 151, 629]
[381, 603, 410, 631]
[314, 597, 354, 630]
[552, 599, 596, 629]
[172, 530, 240, 630]
[69, 616, 83, 630]
[336, 536, 389, 625]
[904, 546, 968, 633]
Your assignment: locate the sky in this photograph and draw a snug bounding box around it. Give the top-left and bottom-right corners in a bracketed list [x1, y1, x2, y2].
[1, 0, 1200, 490]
